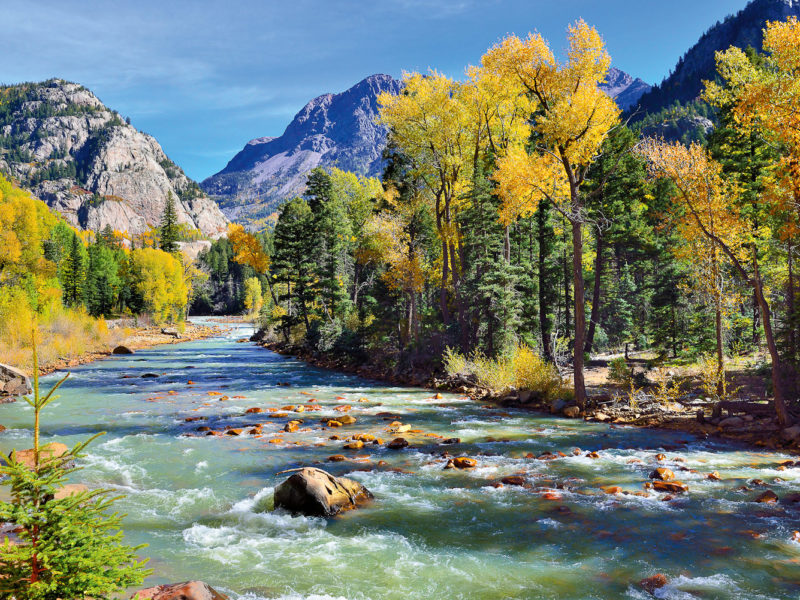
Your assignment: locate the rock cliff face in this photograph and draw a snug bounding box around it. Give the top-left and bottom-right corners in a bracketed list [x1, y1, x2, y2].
[637, 0, 800, 114]
[599, 68, 651, 111]
[0, 79, 227, 237]
[201, 74, 402, 225]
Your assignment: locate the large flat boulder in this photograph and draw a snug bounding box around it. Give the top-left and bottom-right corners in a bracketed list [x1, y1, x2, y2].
[132, 581, 228, 600]
[0, 363, 32, 398]
[7, 442, 70, 470]
[274, 467, 373, 517]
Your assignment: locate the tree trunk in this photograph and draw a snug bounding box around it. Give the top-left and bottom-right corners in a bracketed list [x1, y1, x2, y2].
[753, 255, 791, 425]
[585, 233, 605, 355]
[440, 238, 450, 325]
[571, 219, 587, 409]
[538, 208, 553, 361]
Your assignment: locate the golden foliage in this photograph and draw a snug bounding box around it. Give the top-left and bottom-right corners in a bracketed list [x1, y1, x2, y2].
[128, 248, 187, 324]
[228, 224, 270, 273]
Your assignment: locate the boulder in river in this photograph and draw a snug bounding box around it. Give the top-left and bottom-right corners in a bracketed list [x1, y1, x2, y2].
[754, 490, 778, 503]
[387, 437, 409, 450]
[563, 406, 581, 418]
[0, 362, 32, 398]
[649, 467, 675, 481]
[273, 467, 373, 517]
[132, 581, 228, 600]
[639, 574, 668, 594]
[112, 345, 134, 355]
[652, 480, 688, 494]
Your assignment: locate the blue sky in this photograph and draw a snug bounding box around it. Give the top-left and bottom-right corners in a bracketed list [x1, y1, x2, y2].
[3, 0, 746, 181]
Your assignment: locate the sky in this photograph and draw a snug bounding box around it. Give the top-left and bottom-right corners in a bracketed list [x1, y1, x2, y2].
[2, 0, 747, 181]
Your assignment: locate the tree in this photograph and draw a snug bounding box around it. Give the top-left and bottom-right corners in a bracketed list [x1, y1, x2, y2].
[61, 234, 85, 308]
[270, 198, 317, 339]
[641, 139, 792, 425]
[484, 20, 621, 407]
[0, 335, 150, 598]
[128, 248, 188, 324]
[159, 191, 179, 253]
[85, 243, 120, 317]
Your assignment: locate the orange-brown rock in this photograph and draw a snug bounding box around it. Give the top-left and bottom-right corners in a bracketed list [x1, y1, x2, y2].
[452, 457, 477, 469]
[603, 486, 624, 494]
[639, 574, 668, 594]
[586, 451, 600, 459]
[344, 440, 364, 450]
[707, 471, 721, 481]
[326, 420, 343, 428]
[652, 481, 688, 493]
[245, 407, 263, 414]
[132, 581, 229, 600]
[501, 475, 526, 486]
[655, 453, 666, 461]
[649, 468, 675, 481]
[8, 442, 69, 470]
[334, 405, 352, 412]
[284, 421, 300, 433]
[337, 415, 357, 425]
[225, 428, 244, 436]
[328, 455, 346, 462]
[754, 490, 778, 503]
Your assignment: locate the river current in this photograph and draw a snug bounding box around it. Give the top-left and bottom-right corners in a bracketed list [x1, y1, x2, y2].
[1, 321, 799, 599]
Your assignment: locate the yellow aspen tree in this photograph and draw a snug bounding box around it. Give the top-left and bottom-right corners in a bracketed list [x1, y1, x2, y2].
[641, 139, 792, 425]
[482, 20, 621, 407]
[378, 72, 475, 325]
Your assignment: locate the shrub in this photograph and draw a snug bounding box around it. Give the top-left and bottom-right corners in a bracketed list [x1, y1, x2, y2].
[607, 357, 633, 386]
[443, 344, 566, 400]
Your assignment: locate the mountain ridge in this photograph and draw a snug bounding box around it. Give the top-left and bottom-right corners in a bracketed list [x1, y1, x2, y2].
[0, 79, 228, 238]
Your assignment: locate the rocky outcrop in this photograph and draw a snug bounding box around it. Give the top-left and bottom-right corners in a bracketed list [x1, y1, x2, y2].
[599, 67, 651, 110]
[132, 581, 228, 600]
[202, 74, 402, 225]
[0, 363, 31, 399]
[273, 467, 373, 516]
[0, 79, 227, 238]
[637, 0, 800, 114]
[6, 442, 69, 470]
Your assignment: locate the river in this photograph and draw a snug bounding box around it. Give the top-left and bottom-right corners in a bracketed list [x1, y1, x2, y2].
[0, 321, 799, 599]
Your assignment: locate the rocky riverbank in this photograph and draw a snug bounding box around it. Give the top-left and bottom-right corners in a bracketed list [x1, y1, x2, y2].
[259, 339, 800, 456]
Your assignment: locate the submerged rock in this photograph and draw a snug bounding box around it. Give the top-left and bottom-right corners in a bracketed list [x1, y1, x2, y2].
[133, 581, 228, 600]
[754, 490, 778, 503]
[273, 467, 373, 517]
[387, 437, 409, 450]
[652, 480, 688, 494]
[639, 574, 668, 594]
[563, 406, 581, 418]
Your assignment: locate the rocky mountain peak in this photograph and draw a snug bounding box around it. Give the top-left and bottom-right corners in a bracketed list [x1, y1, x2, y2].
[0, 79, 227, 238]
[599, 67, 652, 110]
[201, 74, 402, 225]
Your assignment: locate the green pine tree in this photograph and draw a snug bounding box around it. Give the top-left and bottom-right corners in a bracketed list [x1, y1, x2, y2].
[0, 336, 151, 599]
[159, 191, 179, 253]
[61, 234, 85, 308]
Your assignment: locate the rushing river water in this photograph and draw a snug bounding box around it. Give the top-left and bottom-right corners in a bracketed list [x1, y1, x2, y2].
[1, 321, 800, 599]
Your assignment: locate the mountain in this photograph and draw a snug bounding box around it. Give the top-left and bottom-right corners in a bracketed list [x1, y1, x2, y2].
[599, 68, 651, 111]
[0, 79, 228, 238]
[201, 74, 403, 225]
[636, 0, 800, 115]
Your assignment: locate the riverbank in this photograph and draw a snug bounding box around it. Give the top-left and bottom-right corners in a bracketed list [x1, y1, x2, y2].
[38, 321, 226, 376]
[260, 339, 800, 455]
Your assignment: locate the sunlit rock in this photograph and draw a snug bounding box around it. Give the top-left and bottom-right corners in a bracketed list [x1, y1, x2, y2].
[273, 467, 373, 517]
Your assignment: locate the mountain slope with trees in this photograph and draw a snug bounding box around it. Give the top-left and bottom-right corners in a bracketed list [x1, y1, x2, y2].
[0, 79, 228, 240]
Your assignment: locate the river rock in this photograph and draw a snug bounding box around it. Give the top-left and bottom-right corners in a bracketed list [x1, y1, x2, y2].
[640, 574, 668, 594]
[387, 437, 409, 449]
[7, 442, 70, 470]
[337, 414, 357, 425]
[273, 467, 373, 517]
[52, 483, 89, 500]
[112, 345, 134, 355]
[781, 424, 800, 441]
[719, 416, 744, 428]
[563, 406, 581, 418]
[652, 480, 688, 494]
[132, 581, 228, 600]
[550, 398, 569, 414]
[649, 468, 675, 481]
[0, 363, 32, 398]
[450, 457, 477, 469]
[754, 490, 778, 503]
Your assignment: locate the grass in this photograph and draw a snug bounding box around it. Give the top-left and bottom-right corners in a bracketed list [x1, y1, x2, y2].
[0, 304, 123, 374]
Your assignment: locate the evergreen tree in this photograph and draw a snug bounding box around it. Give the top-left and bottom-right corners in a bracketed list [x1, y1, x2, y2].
[61, 234, 85, 308]
[0, 339, 150, 599]
[159, 192, 179, 253]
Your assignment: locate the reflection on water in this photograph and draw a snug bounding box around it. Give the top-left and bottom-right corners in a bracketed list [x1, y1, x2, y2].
[1, 320, 799, 599]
